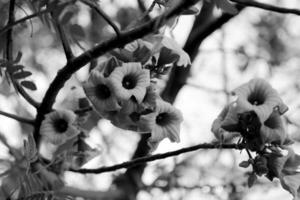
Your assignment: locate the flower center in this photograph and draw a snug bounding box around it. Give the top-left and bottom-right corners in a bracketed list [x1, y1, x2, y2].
[122, 75, 137, 89]
[53, 118, 69, 133]
[247, 90, 266, 105]
[95, 84, 111, 99]
[156, 112, 170, 126]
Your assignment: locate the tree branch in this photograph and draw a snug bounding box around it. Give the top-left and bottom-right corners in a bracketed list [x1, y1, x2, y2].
[33, 0, 201, 141]
[0, 110, 35, 125]
[52, 14, 74, 60]
[69, 143, 244, 174]
[230, 0, 300, 16]
[80, 0, 121, 37]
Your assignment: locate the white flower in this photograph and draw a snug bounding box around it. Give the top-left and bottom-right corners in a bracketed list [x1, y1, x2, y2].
[83, 70, 121, 117]
[40, 110, 80, 145]
[232, 78, 288, 123]
[149, 99, 183, 143]
[109, 62, 150, 103]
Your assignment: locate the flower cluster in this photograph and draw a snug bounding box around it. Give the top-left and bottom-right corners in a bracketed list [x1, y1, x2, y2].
[212, 78, 300, 199]
[82, 36, 186, 148]
[212, 78, 288, 150]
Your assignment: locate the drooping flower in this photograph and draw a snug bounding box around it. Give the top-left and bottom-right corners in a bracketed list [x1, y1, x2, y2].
[93, 56, 122, 78]
[260, 111, 286, 145]
[61, 86, 91, 124]
[267, 148, 300, 200]
[232, 78, 288, 123]
[146, 35, 191, 67]
[109, 62, 150, 103]
[40, 110, 80, 145]
[211, 102, 240, 141]
[110, 39, 153, 64]
[83, 69, 121, 117]
[110, 87, 157, 133]
[148, 99, 183, 144]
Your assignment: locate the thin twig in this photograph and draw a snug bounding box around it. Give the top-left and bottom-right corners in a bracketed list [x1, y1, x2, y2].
[230, 0, 300, 16]
[33, 0, 201, 142]
[0, 1, 71, 36]
[52, 14, 74, 60]
[80, 0, 121, 37]
[69, 143, 244, 174]
[0, 110, 35, 125]
[15, 83, 40, 108]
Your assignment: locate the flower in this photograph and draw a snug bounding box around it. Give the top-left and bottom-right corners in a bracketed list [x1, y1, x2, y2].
[83, 69, 121, 117]
[232, 78, 288, 123]
[109, 62, 150, 103]
[267, 148, 300, 200]
[148, 99, 183, 144]
[211, 102, 240, 141]
[40, 110, 80, 145]
[260, 111, 286, 145]
[94, 56, 122, 78]
[110, 39, 153, 64]
[61, 86, 91, 124]
[146, 35, 191, 67]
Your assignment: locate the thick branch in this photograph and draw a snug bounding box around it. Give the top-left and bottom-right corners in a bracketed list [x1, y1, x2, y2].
[230, 0, 300, 16]
[0, 110, 35, 125]
[69, 143, 244, 174]
[34, 0, 201, 140]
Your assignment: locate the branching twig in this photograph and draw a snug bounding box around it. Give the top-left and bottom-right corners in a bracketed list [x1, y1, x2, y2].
[80, 0, 121, 37]
[4, 0, 40, 109]
[0, 1, 71, 36]
[34, 0, 201, 141]
[0, 110, 35, 125]
[52, 14, 74, 60]
[69, 143, 244, 174]
[230, 0, 300, 16]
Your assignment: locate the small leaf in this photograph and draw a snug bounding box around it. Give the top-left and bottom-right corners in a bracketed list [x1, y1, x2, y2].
[70, 24, 85, 39]
[7, 65, 25, 74]
[239, 160, 251, 168]
[248, 173, 257, 188]
[14, 51, 22, 63]
[182, 6, 200, 15]
[21, 80, 37, 90]
[12, 71, 32, 79]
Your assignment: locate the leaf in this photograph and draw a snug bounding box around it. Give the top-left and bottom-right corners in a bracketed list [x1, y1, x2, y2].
[182, 6, 200, 15]
[14, 51, 22, 64]
[21, 81, 37, 90]
[12, 71, 32, 79]
[70, 24, 85, 39]
[7, 65, 25, 74]
[248, 173, 257, 188]
[239, 160, 251, 168]
[214, 0, 238, 14]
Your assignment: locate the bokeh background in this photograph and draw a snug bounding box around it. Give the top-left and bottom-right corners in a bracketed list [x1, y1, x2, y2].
[1, 0, 300, 199]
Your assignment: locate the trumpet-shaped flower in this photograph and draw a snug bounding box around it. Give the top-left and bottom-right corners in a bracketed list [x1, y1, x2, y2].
[211, 102, 240, 141]
[267, 148, 300, 200]
[232, 78, 288, 123]
[40, 110, 80, 145]
[148, 99, 183, 143]
[83, 70, 121, 116]
[109, 62, 150, 103]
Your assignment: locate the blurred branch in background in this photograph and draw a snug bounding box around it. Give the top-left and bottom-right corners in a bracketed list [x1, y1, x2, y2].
[0, 110, 35, 125]
[230, 0, 300, 16]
